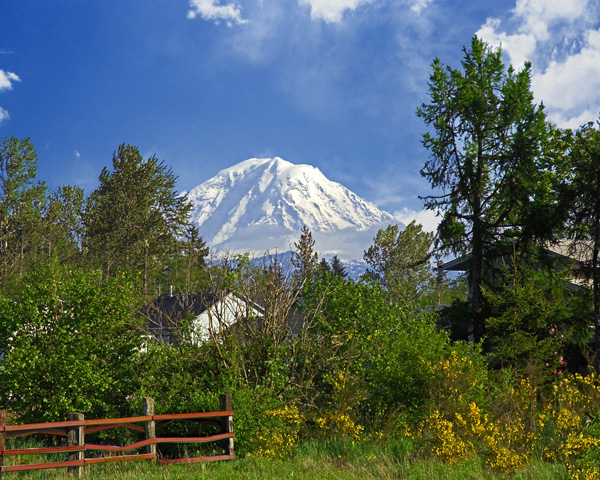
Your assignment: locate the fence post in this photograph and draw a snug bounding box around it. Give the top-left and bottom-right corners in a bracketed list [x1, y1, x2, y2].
[144, 398, 156, 458]
[67, 412, 84, 478]
[0, 410, 7, 480]
[219, 394, 234, 457]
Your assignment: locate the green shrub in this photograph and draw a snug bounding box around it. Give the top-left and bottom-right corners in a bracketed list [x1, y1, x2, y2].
[0, 261, 143, 423]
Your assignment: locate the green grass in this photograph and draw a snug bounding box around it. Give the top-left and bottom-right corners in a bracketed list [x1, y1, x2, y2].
[3, 456, 567, 480]
[2, 440, 568, 480]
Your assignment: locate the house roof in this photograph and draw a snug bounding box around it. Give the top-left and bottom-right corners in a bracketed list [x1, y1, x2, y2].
[142, 291, 264, 330]
[142, 292, 219, 329]
[439, 239, 593, 273]
[438, 239, 594, 290]
[439, 254, 473, 272]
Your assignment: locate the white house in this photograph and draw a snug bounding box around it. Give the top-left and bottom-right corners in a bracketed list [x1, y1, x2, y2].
[142, 291, 264, 345]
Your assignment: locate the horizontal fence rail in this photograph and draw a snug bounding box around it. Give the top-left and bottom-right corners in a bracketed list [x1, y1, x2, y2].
[0, 395, 234, 478]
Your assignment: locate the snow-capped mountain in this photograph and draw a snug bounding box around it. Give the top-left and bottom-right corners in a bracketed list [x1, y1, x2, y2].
[183, 157, 401, 260]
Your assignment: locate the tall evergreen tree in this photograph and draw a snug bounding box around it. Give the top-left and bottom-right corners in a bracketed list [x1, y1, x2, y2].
[161, 224, 209, 292]
[292, 225, 319, 286]
[330, 255, 347, 279]
[417, 36, 548, 339]
[83, 144, 192, 290]
[319, 257, 331, 275]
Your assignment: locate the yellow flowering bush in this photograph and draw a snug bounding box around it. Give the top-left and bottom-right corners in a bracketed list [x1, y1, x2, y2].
[417, 352, 536, 474]
[539, 373, 600, 478]
[482, 418, 534, 474]
[251, 405, 305, 459]
[426, 348, 487, 418]
[419, 401, 534, 474]
[538, 374, 600, 480]
[311, 370, 365, 441]
[426, 409, 475, 464]
[316, 411, 364, 440]
[557, 431, 600, 480]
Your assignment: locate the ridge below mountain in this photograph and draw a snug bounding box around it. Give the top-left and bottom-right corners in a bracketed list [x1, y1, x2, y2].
[184, 157, 401, 260]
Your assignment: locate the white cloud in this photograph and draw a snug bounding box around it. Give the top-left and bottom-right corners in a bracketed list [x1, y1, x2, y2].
[476, 0, 600, 128]
[512, 0, 590, 28]
[187, 0, 248, 25]
[532, 29, 600, 128]
[410, 0, 434, 16]
[298, 0, 376, 23]
[225, 0, 289, 62]
[0, 70, 19, 125]
[394, 207, 441, 233]
[477, 17, 537, 67]
[0, 107, 9, 125]
[0, 70, 20, 92]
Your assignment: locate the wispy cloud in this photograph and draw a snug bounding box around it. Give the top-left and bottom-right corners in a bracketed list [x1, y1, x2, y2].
[0, 69, 20, 92]
[410, 0, 434, 16]
[394, 207, 441, 233]
[476, 0, 600, 128]
[0, 107, 9, 124]
[0, 69, 19, 125]
[298, 0, 376, 23]
[187, 0, 248, 25]
[224, 0, 289, 62]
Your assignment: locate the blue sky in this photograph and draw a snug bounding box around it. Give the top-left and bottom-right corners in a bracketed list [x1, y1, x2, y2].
[1, 0, 599, 231]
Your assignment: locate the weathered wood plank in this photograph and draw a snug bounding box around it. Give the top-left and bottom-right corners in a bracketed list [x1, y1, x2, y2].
[4, 445, 85, 456]
[84, 453, 156, 465]
[85, 423, 145, 434]
[153, 411, 233, 420]
[85, 416, 151, 426]
[2, 460, 84, 472]
[4, 420, 83, 432]
[156, 432, 234, 444]
[159, 454, 235, 465]
[85, 438, 155, 452]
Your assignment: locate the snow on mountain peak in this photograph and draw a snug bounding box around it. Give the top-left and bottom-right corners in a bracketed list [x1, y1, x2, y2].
[186, 157, 400, 258]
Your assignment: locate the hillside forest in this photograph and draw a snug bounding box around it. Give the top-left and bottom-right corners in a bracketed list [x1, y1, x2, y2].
[1, 36, 600, 478]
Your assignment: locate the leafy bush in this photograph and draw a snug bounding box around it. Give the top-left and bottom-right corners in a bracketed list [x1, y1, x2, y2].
[0, 261, 143, 423]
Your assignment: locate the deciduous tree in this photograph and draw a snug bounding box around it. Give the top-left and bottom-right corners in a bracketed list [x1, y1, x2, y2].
[363, 221, 433, 301]
[41, 185, 85, 263]
[0, 137, 47, 285]
[0, 261, 143, 423]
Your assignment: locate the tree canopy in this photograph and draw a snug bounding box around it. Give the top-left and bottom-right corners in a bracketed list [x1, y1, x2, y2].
[417, 36, 548, 339]
[83, 144, 192, 289]
[0, 261, 143, 423]
[0, 137, 47, 285]
[363, 221, 433, 302]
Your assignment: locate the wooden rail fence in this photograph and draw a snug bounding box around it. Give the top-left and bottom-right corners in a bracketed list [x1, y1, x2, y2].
[0, 395, 234, 478]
